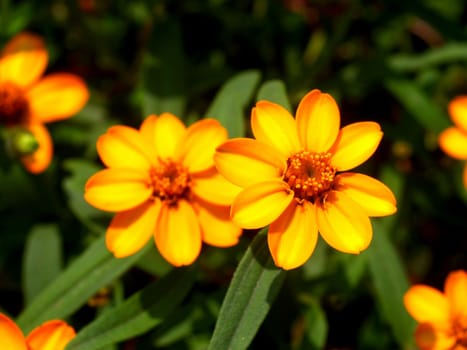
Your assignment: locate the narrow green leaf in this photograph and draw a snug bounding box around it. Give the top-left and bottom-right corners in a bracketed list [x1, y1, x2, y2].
[303, 299, 328, 350]
[66, 267, 194, 350]
[205, 70, 261, 137]
[22, 224, 63, 305]
[17, 236, 147, 333]
[256, 80, 292, 112]
[208, 232, 286, 350]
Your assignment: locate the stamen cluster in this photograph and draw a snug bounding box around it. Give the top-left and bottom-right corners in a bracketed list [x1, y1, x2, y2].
[150, 159, 191, 205]
[0, 82, 29, 126]
[453, 317, 467, 347]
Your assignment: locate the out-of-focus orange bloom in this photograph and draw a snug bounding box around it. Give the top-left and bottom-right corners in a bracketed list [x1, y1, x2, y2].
[0, 32, 89, 173]
[84, 114, 242, 266]
[404, 270, 467, 350]
[0, 313, 75, 350]
[215, 89, 397, 270]
[439, 96, 467, 188]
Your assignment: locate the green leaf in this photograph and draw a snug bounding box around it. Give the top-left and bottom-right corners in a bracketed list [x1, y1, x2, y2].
[256, 80, 292, 112]
[17, 236, 148, 333]
[22, 224, 63, 305]
[208, 231, 286, 350]
[302, 299, 328, 350]
[66, 267, 194, 350]
[205, 70, 261, 137]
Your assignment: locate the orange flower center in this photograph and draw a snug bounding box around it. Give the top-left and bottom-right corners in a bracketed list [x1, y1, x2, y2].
[150, 159, 191, 205]
[283, 150, 336, 202]
[453, 317, 467, 347]
[0, 82, 29, 126]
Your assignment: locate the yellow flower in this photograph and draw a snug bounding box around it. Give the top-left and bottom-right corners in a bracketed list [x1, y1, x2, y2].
[84, 113, 242, 266]
[439, 96, 467, 188]
[0, 313, 75, 350]
[404, 270, 467, 350]
[0, 32, 89, 173]
[214, 89, 397, 270]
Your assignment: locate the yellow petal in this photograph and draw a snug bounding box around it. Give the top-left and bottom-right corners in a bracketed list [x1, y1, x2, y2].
[414, 322, 456, 350]
[26, 73, 89, 123]
[20, 123, 53, 174]
[176, 119, 227, 173]
[231, 180, 294, 229]
[84, 168, 152, 212]
[268, 200, 318, 270]
[97, 125, 154, 170]
[215, 138, 286, 188]
[0, 32, 47, 88]
[155, 200, 202, 266]
[106, 200, 161, 258]
[438, 127, 467, 160]
[403, 285, 450, 324]
[444, 269, 467, 319]
[335, 172, 397, 217]
[296, 89, 340, 152]
[330, 122, 383, 171]
[195, 199, 242, 247]
[26, 320, 75, 350]
[251, 101, 300, 157]
[448, 95, 467, 133]
[316, 191, 372, 254]
[0, 313, 27, 350]
[191, 168, 242, 206]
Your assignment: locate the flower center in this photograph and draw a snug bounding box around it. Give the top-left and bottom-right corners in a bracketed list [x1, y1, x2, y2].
[453, 317, 467, 347]
[283, 150, 336, 202]
[150, 159, 191, 205]
[0, 82, 29, 126]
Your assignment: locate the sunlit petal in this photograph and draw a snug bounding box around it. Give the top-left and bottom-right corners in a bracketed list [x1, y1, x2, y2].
[231, 180, 294, 229]
[215, 138, 285, 187]
[335, 172, 397, 217]
[296, 89, 340, 152]
[316, 191, 372, 254]
[444, 270, 467, 319]
[20, 123, 53, 174]
[155, 200, 202, 266]
[438, 127, 467, 160]
[26, 320, 75, 350]
[106, 200, 161, 258]
[330, 122, 382, 171]
[84, 168, 152, 212]
[268, 200, 318, 270]
[191, 168, 242, 206]
[251, 101, 300, 157]
[448, 96, 467, 134]
[0, 313, 27, 350]
[403, 285, 450, 324]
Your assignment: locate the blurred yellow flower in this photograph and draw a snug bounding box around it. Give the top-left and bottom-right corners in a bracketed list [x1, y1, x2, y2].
[439, 96, 467, 188]
[404, 270, 467, 350]
[215, 89, 397, 270]
[0, 32, 89, 173]
[84, 114, 242, 266]
[0, 313, 75, 350]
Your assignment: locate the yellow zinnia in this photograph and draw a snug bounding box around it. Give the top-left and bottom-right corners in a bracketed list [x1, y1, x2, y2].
[0, 32, 89, 173]
[214, 89, 397, 270]
[404, 270, 467, 350]
[0, 313, 75, 350]
[84, 113, 242, 266]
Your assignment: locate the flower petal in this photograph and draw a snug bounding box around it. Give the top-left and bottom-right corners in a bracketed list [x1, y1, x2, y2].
[330, 121, 383, 171]
[26, 320, 75, 350]
[414, 322, 456, 350]
[438, 127, 467, 160]
[20, 123, 53, 174]
[448, 95, 467, 133]
[26, 73, 89, 123]
[296, 89, 340, 152]
[335, 172, 397, 217]
[176, 119, 227, 173]
[97, 125, 154, 170]
[251, 101, 300, 157]
[316, 191, 372, 254]
[106, 200, 161, 258]
[196, 199, 242, 247]
[0, 32, 47, 88]
[215, 138, 286, 188]
[191, 168, 242, 206]
[155, 200, 202, 266]
[231, 180, 294, 229]
[84, 168, 152, 212]
[403, 285, 450, 324]
[0, 313, 27, 350]
[268, 200, 318, 270]
[444, 269, 467, 319]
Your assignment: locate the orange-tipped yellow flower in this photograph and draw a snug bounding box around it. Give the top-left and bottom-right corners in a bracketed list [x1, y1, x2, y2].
[0, 32, 89, 173]
[439, 96, 467, 188]
[0, 313, 75, 350]
[404, 270, 467, 350]
[214, 89, 397, 270]
[84, 113, 242, 266]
